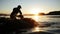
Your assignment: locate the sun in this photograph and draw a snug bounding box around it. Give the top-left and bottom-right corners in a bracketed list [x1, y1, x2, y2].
[31, 8, 39, 14]
[30, 8, 40, 14]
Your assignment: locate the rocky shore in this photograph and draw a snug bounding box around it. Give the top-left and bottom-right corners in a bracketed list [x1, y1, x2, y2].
[0, 17, 39, 34]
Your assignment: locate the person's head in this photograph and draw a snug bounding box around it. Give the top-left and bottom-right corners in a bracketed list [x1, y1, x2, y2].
[17, 5, 22, 9]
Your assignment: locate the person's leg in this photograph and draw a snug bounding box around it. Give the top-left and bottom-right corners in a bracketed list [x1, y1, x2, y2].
[10, 15, 16, 19]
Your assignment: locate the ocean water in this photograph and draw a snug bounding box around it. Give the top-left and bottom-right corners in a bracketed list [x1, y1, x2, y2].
[24, 15, 60, 34]
[0, 15, 60, 34]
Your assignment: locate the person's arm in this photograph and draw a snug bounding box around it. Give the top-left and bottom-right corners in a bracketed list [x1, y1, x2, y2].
[19, 10, 22, 15]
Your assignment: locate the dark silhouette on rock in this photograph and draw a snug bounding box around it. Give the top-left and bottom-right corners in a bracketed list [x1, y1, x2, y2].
[0, 17, 39, 34]
[46, 11, 60, 15]
[10, 5, 23, 19]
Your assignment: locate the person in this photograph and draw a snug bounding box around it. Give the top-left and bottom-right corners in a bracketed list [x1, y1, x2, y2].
[10, 5, 23, 19]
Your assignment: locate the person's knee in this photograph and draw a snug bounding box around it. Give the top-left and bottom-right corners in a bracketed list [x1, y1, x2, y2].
[10, 15, 16, 19]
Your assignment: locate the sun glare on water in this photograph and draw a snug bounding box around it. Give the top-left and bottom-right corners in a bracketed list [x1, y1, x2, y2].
[32, 27, 44, 32]
[32, 16, 39, 22]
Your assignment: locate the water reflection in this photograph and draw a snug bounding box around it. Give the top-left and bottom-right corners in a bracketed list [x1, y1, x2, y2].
[32, 16, 39, 22]
[31, 15, 47, 22]
[32, 27, 45, 32]
[25, 15, 60, 22]
[32, 27, 40, 32]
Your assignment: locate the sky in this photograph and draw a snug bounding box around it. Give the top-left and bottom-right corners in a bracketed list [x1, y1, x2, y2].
[0, 0, 60, 14]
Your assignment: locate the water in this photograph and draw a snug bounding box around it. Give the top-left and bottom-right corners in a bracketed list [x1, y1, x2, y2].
[25, 15, 60, 22]
[24, 15, 60, 34]
[1, 15, 60, 34]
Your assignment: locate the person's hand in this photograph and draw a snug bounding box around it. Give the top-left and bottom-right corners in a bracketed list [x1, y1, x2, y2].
[18, 15, 24, 19]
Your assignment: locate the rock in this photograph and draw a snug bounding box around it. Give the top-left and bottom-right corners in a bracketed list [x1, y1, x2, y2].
[0, 17, 39, 33]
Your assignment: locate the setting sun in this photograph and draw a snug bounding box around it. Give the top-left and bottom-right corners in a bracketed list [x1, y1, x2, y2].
[30, 8, 41, 14]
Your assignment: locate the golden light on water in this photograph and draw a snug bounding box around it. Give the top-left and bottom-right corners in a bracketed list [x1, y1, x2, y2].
[32, 27, 44, 32]
[32, 16, 39, 22]
[34, 27, 40, 32]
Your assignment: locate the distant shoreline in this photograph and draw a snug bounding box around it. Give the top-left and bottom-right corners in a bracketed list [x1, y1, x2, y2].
[46, 11, 60, 15]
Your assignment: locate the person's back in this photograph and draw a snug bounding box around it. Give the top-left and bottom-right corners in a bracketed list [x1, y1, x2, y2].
[10, 5, 23, 19]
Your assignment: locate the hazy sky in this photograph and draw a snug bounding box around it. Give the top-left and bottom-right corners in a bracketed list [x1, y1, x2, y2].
[0, 0, 60, 14]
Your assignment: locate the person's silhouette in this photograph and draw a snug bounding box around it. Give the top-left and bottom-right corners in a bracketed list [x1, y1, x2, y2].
[10, 5, 23, 19]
